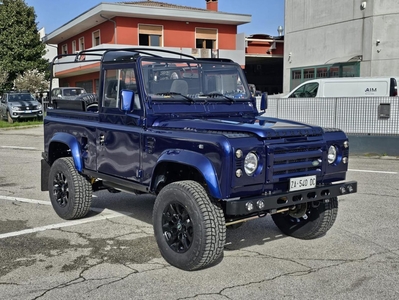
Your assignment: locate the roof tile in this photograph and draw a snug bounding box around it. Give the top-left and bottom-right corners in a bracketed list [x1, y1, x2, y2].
[117, 1, 210, 12]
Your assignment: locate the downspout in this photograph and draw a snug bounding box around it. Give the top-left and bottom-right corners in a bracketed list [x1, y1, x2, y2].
[100, 14, 117, 44]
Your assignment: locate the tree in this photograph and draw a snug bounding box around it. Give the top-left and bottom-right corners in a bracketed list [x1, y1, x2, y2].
[14, 69, 49, 93]
[0, 68, 8, 87]
[0, 0, 48, 92]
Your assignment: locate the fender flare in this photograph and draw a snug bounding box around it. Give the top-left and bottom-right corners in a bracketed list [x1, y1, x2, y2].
[49, 132, 83, 172]
[154, 149, 222, 199]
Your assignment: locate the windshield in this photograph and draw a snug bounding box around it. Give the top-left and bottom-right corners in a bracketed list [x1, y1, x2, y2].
[62, 88, 86, 96]
[141, 58, 250, 101]
[8, 94, 35, 102]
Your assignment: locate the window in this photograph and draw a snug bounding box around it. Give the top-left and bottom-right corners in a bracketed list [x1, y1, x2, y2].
[103, 68, 138, 109]
[289, 82, 319, 98]
[303, 68, 315, 79]
[196, 28, 217, 49]
[72, 40, 77, 53]
[93, 30, 100, 47]
[62, 44, 67, 54]
[79, 37, 85, 51]
[316, 67, 328, 78]
[139, 24, 162, 46]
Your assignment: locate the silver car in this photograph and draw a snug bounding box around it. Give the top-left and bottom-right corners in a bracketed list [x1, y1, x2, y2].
[0, 92, 43, 123]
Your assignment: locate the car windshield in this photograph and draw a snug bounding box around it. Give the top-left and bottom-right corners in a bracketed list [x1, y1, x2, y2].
[63, 88, 85, 96]
[141, 58, 250, 101]
[8, 94, 34, 102]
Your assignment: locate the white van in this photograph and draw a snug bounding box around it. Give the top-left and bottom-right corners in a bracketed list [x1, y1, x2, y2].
[284, 77, 398, 98]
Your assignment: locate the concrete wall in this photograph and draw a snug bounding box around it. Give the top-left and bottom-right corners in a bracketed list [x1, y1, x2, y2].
[283, 0, 399, 93]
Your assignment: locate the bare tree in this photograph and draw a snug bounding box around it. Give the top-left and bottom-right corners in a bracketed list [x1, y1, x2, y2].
[13, 69, 49, 94]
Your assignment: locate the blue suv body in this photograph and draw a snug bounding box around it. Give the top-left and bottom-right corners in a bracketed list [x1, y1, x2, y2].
[41, 48, 357, 271]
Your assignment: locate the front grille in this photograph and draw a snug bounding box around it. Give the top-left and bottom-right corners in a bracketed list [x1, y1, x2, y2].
[267, 142, 323, 182]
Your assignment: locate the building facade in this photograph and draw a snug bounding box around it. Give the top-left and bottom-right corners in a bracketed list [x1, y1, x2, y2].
[284, 0, 399, 93]
[43, 0, 251, 93]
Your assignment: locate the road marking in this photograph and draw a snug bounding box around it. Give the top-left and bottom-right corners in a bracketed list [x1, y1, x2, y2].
[0, 195, 133, 240]
[348, 169, 397, 174]
[0, 146, 37, 150]
[0, 195, 51, 206]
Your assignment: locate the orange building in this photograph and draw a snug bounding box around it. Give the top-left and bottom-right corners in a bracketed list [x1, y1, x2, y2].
[43, 0, 251, 93]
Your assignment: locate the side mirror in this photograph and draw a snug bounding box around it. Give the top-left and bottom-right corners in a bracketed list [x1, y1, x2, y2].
[120, 89, 134, 111]
[260, 92, 268, 111]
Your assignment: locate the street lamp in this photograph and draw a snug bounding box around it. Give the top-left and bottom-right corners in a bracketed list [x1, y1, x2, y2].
[277, 26, 284, 36]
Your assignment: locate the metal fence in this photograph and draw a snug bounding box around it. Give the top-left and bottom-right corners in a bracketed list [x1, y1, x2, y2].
[257, 97, 399, 136]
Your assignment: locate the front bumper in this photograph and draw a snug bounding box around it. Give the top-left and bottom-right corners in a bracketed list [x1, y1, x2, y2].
[10, 110, 43, 119]
[225, 181, 357, 216]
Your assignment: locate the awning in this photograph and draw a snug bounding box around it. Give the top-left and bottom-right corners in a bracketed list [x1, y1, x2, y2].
[325, 55, 362, 64]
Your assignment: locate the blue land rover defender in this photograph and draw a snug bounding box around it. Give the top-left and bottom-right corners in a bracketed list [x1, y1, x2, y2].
[41, 48, 357, 271]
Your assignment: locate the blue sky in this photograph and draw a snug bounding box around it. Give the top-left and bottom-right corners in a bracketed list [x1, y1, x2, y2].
[25, 0, 284, 36]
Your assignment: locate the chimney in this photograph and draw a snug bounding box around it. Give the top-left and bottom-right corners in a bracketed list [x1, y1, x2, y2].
[206, 0, 218, 11]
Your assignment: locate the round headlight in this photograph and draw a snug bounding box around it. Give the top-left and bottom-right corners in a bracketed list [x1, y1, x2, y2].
[327, 145, 337, 164]
[244, 152, 258, 176]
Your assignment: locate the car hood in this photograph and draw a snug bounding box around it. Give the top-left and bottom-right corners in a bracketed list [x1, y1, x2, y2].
[9, 100, 40, 107]
[153, 116, 325, 139]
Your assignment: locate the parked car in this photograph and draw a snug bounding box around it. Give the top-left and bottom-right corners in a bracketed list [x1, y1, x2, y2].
[50, 87, 98, 112]
[283, 77, 398, 98]
[51, 87, 87, 101]
[0, 92, 43, 123]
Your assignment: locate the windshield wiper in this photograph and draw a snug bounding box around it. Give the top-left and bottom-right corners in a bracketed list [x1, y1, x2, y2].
[201, 92, 236, 103]
[155, 92, 196, 103]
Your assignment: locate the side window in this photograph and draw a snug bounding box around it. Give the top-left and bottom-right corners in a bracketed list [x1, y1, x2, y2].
[103, 68, 139, 109]
[290, 83, 319, 98]
[290, 85, 304, 98]
[304, 82, 319, 97]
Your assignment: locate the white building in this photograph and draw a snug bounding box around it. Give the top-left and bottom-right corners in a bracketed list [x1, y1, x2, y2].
[283, 0, 399, 93]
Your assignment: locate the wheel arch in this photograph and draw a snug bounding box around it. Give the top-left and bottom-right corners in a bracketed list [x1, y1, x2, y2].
[48, 132, 83, 172]
[150, 149, 222, 199]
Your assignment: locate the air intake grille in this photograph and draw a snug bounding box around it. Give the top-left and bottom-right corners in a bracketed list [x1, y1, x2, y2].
[267, 142, 324, 182]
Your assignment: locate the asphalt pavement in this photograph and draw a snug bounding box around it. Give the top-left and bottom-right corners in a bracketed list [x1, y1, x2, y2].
[0, 125, 398, 300]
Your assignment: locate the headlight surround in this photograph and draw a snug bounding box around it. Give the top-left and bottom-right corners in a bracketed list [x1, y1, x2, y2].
[35, 105, 42, 110]
[327, 145, 338, 164]
[11, 106, 21, 111]
[244, 151, 258, 176]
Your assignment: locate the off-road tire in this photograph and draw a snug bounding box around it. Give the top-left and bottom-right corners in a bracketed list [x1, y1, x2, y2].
[48, 157, 92, 220]
[153, 180, 226, 271]
[271, 197, 338, 239]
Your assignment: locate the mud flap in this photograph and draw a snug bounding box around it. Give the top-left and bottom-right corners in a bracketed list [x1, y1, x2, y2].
[41, 159, 50, 191]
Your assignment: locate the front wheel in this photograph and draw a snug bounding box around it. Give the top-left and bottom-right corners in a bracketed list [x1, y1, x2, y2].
[271, 198, 338, 239]
[48, 157, 92, 220]
[153, 181, 226, 271]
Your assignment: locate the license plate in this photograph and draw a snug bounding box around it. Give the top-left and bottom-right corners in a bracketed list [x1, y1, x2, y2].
[24, 110, 32, 113]
[289, 175, 316, 192]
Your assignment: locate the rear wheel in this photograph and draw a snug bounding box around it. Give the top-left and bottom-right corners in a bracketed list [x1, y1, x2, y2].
[153, 180, 226, 271]
[271, 198, 338, 239]
[48, 157, 92, 220]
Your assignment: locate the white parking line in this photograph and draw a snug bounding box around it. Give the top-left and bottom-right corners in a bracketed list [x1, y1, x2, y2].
[0, 146, 37, 150]
[0, 195, 133, 240]
[0, 195, 51, 206]
[348, 169, 397, 174]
